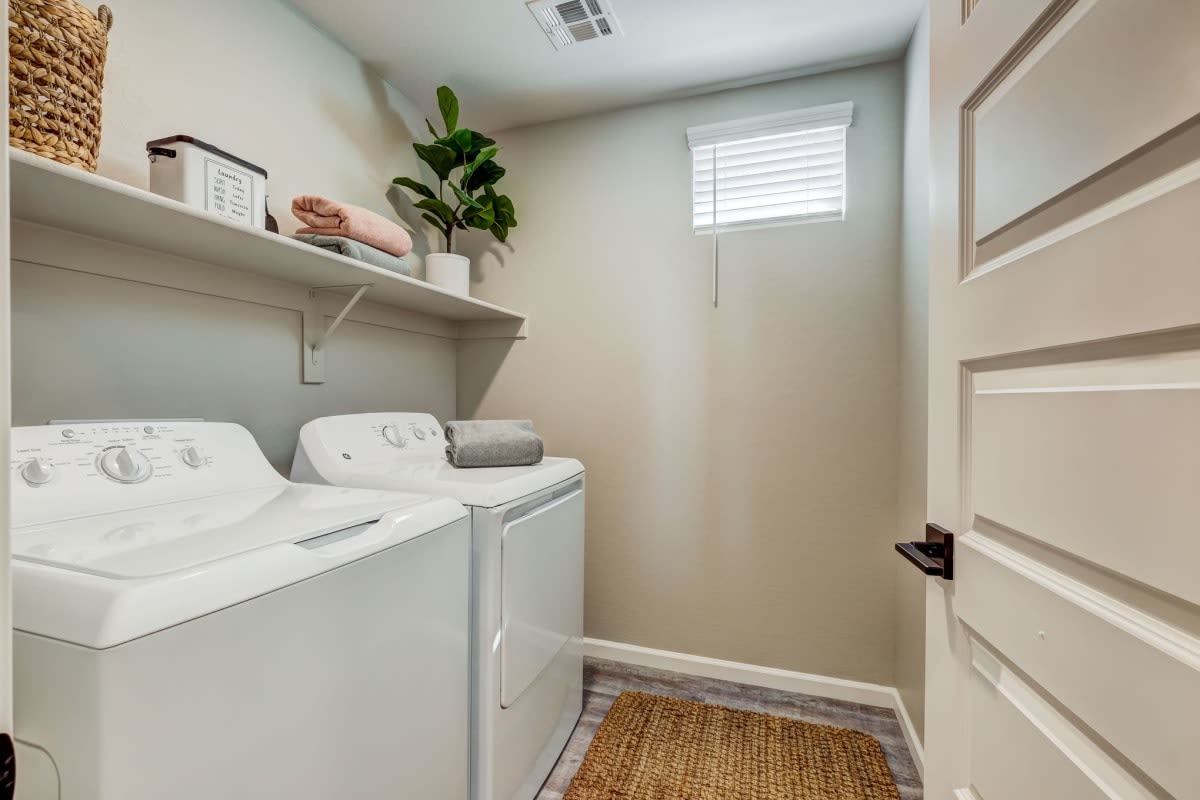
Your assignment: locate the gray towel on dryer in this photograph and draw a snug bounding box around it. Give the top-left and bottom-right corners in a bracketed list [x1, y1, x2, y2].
[444, 420, 544, 468]
[292, 234, 411, 275]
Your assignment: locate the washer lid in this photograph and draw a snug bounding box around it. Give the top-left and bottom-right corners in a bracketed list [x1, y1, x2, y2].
[12, 484, 467, 648]
[12, 484, 436, 578]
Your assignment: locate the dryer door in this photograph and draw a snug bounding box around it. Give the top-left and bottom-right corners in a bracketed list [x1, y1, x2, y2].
[500, 486, 584, 708]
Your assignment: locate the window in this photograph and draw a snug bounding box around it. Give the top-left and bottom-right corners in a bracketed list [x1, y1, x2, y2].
[688, 102, 854, 232]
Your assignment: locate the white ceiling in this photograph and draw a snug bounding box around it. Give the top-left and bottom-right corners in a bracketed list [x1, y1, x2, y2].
[289, 0, 924, 132]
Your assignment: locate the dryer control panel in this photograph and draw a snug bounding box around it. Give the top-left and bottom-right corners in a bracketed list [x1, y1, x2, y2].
[10, 421, 285, 528]
[300, 412, 447, 465]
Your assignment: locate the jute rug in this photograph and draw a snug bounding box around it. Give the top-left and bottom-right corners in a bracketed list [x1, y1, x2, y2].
[564, 691, 901, 800]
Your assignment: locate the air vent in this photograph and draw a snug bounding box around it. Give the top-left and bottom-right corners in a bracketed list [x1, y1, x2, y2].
[527, 0, 624, 50]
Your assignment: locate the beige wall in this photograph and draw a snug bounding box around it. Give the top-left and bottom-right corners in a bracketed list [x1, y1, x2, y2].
[96, 0, 423, 239]
[10, 0, 454, 470]
[894, 5, 932, 740]
[458, 62, 905, 684]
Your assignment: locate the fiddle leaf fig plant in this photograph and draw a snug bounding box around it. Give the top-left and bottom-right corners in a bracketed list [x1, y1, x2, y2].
[393, 86, 518, 253]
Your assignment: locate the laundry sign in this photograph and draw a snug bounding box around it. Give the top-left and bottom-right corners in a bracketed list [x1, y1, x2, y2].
[205, 158, 254, 224]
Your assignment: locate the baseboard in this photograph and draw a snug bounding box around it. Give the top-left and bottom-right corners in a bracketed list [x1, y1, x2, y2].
[584, 638, 894, 705]
[583, 637, 925, 777]
[890, 688, 925, 780]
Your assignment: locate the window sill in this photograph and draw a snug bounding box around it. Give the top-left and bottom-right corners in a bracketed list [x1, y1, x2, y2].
[693, 211, 845, 236]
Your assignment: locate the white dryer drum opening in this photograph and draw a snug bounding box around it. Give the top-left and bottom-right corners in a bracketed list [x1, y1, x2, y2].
[499, 487, 585, 708]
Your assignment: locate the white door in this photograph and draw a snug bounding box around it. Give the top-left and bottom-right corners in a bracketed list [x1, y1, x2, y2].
[923, 0, 1200, 798]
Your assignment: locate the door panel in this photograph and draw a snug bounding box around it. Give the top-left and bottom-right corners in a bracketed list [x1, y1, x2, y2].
[975, 118, 1200, 268]
[973, 0, 1200, 239]
[972, 364, 1200, 603]
[925, 0, 1200, 798]
[500, 488, 585, 708]
[961, 176, 1200, 352]
[968, 643, 1158, 800]
[969, 668, 1111, 800]
[958, 535, 1199, 798]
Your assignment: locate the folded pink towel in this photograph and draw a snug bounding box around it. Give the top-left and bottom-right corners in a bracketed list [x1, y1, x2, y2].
[291, 195, 413, 257]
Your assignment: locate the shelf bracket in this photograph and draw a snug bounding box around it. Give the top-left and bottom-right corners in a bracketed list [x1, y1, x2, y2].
[302, 284, 372, 384]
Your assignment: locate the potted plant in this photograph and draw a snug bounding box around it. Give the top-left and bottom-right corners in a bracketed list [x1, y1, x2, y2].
[394, 86, 518, 297]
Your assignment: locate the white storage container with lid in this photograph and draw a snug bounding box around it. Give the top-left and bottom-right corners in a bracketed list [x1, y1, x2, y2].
[146, 135, 267, 228]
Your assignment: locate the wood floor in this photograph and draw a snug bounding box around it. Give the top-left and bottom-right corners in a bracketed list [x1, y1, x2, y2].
[536, 657, 924, 800]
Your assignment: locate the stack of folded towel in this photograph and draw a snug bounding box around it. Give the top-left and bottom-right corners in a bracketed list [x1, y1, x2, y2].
[291, 195, 413, 276]
[444, 420, 544, 468]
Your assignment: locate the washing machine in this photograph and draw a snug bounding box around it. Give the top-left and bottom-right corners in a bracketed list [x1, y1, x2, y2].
[292, 412, 584, 800]
[9, 420, 471, 800]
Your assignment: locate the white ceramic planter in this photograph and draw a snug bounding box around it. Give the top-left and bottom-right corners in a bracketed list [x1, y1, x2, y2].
[425, 253, 470, 296]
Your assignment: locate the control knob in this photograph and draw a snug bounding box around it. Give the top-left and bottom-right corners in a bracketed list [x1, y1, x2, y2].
[20, 458, 56, 486]
[98, 446, 153, 483]
[381, 425, 408, 448]
[180, 446, 205, 468]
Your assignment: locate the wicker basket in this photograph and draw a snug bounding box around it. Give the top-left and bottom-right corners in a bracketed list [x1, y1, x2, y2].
[8, 0, 114, 171]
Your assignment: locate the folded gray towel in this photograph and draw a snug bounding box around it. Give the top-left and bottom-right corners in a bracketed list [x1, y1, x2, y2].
[292, 233, 411, 276]
[444, 420, 544, 468]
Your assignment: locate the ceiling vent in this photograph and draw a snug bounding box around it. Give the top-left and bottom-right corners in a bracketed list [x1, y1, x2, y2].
[527, 0, 623, 50]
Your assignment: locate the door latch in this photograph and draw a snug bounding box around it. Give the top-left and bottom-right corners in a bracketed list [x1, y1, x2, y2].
[896, 523, 954, 580]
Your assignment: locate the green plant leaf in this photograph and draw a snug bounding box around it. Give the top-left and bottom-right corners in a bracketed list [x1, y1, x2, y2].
[465, 160, 506, 192]
[465, 132, 497, 160]
[451, 184, 484, 210]
[436, 129, 497, 161]
[392, 176, 436, 200]
[419, 86, 513, 246]
[413, 143, 457, 181]
[465, 199, 496, 230]
[463, 147, 500, 182]
[435, 128, 475, 158]
[492, 193, 517, 227]
[437, 86, 459, 133]
[415, 197, 456, 225]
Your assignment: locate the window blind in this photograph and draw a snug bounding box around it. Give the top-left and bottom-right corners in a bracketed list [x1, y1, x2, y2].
[688, 102, 853, 232]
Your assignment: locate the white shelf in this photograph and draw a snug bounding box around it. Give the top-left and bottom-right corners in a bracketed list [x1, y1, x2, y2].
[8, 150, 526, 330]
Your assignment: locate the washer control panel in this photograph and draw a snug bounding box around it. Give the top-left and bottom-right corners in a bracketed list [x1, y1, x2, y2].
[11, 421, 285, 528]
